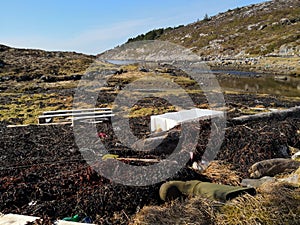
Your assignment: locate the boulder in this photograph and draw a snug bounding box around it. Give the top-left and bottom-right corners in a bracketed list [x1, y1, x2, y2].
[258, 24, 267, 30]
[280, 18, 291, 25]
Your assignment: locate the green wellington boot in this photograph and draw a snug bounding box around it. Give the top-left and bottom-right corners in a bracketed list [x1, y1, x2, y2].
[160, 180, 256, 202]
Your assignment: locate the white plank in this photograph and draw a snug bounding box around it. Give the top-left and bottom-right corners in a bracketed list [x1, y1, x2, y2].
[43, 108, 111, 115]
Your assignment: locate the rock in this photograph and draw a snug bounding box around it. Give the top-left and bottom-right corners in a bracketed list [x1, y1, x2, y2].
[139, 68, 149, 72]
[0, 59, 6, 67]
[280, 18, 291, 25]
[247, 23, 260, 30]
[279, 44, 300, 56]
[16, 75, 33, 82]
[278, 167, 300, 186]
[258, 24, 267, 30]
[0, 76, 14, 81]
[241, 176, 276, 188]
[278, 145, 290, 158]
[274, 75, 288, 81]
[40, 75, 56, 82]
[292, 151, 300, 161]
[289, 146, 300, 155]
[290, 17, 300, 23]
[70, 74, 82, 80]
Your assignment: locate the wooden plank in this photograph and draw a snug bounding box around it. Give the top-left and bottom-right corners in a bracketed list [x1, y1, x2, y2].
[43, 108, 111, 115]
[117, 157, 160, 163]
[39, 110, 112, 119]
[231, 106, 300, 125]
[71, 114, 114, 121]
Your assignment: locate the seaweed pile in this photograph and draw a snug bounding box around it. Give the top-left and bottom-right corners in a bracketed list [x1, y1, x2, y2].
[0, 108, 299, 224]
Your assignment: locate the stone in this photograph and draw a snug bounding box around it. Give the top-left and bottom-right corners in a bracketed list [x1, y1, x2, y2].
[278, 167, 300, 186]
[241, 176, 276, 188]
[280, 18, 291, 25]
[258, 24, 267, 30]
[292, 151, 300, 161]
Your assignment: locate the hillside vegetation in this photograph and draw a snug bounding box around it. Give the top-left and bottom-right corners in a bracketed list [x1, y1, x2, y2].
[128, 0, 300, 58]
[126, 0, 300, 75]
[0, 44, 95, 81]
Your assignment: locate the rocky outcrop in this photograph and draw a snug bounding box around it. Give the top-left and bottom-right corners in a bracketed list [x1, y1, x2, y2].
[0, 45, 95, 81]
[136, 0, 300, 60]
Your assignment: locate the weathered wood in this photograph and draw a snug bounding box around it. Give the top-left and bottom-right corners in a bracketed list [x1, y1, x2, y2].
[42, 108, 111, 115]
[249, 158, 300, 178]
[39, 111, 112, 119]
[117, 157, 160, 163]
[231, 106, 300, 125]
[38, 108, 113, 124]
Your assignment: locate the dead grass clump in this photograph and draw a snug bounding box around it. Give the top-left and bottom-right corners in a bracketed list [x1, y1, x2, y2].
[217, 183, 300, 225]
[131, 197, 216, 225]
[132, 182, 300, 225]
[202, 161, 242, 186]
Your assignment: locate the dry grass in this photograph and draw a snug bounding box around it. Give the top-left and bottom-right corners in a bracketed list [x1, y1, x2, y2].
[131, 181, 300, 225]
[202, 161, 242, 186]
[218, 183, 300, 225]
[131, 198, 217, 225]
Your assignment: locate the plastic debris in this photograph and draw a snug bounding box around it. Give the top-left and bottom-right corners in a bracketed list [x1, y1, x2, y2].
[98, 132, 108, 138]
[62, 214, 80, 222]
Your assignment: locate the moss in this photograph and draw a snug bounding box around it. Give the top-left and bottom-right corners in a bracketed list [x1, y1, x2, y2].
[0, 93, 73, 124]
[128, 105, 176, 118]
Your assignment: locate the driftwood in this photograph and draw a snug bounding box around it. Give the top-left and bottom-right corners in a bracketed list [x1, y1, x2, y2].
[231, 106, 300, 125]
[117, 157, 160, 163]
[249, 158, 300, 178]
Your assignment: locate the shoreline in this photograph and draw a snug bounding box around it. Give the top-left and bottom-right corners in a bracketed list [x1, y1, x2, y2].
[206, 56, 300, 76]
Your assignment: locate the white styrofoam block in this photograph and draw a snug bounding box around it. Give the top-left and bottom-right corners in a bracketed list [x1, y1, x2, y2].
[56, 220, 96, 225]
[151, 108, 224, 132]
[0, 214, 39, 225]
[0, 214, 96, 225]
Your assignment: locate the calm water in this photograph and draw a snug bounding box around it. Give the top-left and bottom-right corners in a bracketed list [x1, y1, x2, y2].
[106, 60, 300, 98]
[216, 71, 300, 97]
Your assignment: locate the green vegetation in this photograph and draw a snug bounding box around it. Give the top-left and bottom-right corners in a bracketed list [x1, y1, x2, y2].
[0, 93, 73, 124]
[126, 25, 184, 43]
[129, 105, 176, 118]
[127, 1, 300, 61]
[203, 13, 211, 21]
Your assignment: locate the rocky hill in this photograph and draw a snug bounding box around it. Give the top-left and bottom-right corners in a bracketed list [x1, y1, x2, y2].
[0, 45, 98, 124]
[129, 0, 300, 58]
[0, 44, 95, 82]
[125, 0, 300, 75]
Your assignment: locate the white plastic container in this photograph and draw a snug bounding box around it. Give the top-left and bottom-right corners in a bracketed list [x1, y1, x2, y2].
[150, 108, 224, 132]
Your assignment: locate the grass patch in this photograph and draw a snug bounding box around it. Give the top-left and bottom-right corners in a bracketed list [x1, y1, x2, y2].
[0, 93, 73, 124]
[129, 105, 176, 118]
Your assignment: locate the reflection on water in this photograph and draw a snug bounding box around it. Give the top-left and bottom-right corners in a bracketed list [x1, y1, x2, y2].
[216, 72, 300, 97]
[105, 60, 300, 98]
[105, 60, 137, 65]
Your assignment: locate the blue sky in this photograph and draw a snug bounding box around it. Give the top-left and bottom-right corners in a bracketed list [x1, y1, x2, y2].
[0, 0, 267, 55]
